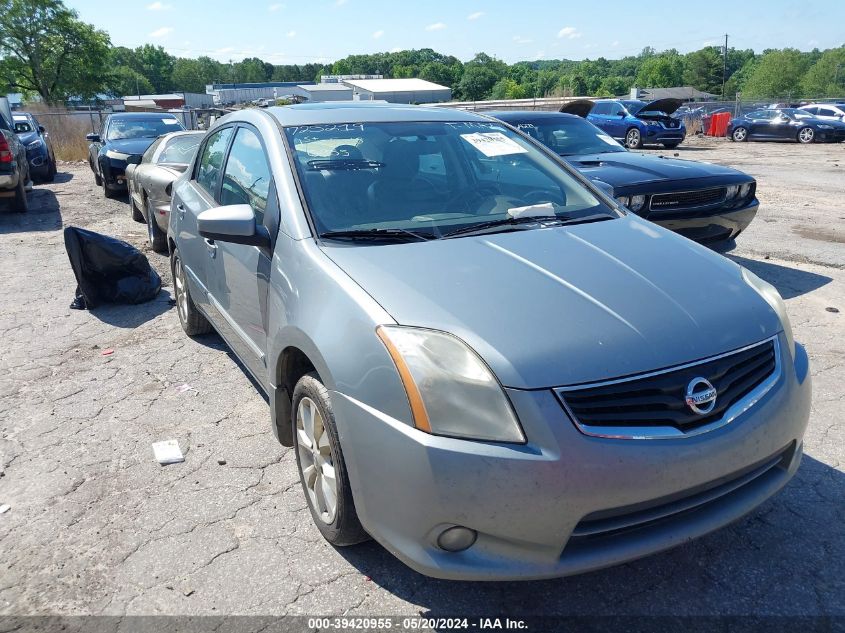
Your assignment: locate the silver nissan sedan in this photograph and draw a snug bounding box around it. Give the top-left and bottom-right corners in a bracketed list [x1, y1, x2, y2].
[168, 103, 811, 580]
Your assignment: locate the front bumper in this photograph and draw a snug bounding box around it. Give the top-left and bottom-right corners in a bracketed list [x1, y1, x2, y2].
[651, 198, 759, 244]
[643, 126, 686, 144]
[100, 157, 128, 190]
[333, 335, 811, 580]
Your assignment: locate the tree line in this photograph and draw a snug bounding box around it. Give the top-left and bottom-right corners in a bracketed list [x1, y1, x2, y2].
[1, 0, 843, 105]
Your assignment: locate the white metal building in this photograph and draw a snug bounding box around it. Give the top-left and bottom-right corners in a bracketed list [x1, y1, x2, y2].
[342, 78, 451, 104]
[294, 84, 354, 102]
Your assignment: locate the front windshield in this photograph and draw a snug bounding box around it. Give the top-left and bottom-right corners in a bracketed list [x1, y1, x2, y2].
[157, 134, 202, 164]
[107, 117, 183, 141]
[285, 120, 616, 239]
[513, 118, 626, 156]
[13, 118, 32, 133]
[621, 100, 644, 114]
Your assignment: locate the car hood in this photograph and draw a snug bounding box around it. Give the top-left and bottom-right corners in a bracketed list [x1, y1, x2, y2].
[17, 132, 39, 145]
[102, 138, 157, 156]
[559, 99, 595, 118]
[634, 98, 685, 117]
[324, 216, 781, 389]
[565, 151, 748, 189]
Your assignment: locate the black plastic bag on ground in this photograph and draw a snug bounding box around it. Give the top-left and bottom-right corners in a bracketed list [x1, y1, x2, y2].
[64, 226, 161, 309]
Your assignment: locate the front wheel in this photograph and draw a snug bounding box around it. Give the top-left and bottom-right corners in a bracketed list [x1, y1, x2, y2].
[625, 127, 643, 149]
[797, 127, 815, 144]
[292, 372, 368, 546]
[44, 156, 56, 182]
[732, 126, 748, 142]
[170, 248, 212, 336]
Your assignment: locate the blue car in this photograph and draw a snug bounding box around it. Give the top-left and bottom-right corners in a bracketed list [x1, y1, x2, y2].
[12, 112, 56, 183]
[86, 112, 185, 198]
[562, 98, 687, 149]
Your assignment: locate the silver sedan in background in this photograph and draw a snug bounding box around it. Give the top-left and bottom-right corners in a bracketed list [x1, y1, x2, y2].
[126, 130, 205, 251]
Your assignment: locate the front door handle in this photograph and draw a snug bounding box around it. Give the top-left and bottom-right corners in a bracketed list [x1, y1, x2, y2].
[204, 238, 217, 258]
[176, 203, 186, 219]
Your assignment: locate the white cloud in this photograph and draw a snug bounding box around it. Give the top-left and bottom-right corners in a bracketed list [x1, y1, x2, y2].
[425, 22, 446, 31]
[535, 51, 545, 59]
[372, 29, 384, 39]
[146, 1, 172, 10]
[287, 30, 297, 37]
[611, 40, 619, 47]
[149, 27, 173, 38]
[334, 0, 347, 6]
[268, 3, 285, 10]
[513, 35, 532, 45]
[390, 47, 402, 53]
[808, 38, 819, 47]
[467, 11, 484, 20]
[557, 26, 581, 39]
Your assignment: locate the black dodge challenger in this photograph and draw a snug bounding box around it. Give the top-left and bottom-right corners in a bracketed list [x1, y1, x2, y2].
[490, 111, 758, 245]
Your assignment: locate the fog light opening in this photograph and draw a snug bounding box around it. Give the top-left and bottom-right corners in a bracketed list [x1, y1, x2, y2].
[437, 526, 477, 552]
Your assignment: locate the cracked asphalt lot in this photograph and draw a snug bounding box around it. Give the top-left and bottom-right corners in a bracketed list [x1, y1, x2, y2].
[0, 138, 843, 619]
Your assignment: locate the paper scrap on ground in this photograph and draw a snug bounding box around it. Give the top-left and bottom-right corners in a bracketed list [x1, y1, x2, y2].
[152, 440, 184, 465]
[461, 132, 528, 158]
[0, 504, 10, 514]
[507, 202, 557, 219]
[174, 383, 195, 394]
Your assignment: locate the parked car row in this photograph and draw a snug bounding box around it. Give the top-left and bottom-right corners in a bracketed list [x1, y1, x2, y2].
[560, 98, 687, 149]
[159, 102, 809, 581]
[728, 108, 845, 144]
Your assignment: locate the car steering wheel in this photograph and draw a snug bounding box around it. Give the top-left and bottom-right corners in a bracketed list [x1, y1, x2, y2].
[521, 190, 566, 206]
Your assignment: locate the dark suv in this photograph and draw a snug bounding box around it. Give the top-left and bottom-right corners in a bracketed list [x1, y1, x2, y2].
[0, 112, 31, 212]
[87, 112, 185, 198]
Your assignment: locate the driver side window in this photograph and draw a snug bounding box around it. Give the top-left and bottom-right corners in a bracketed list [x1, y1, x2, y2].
[219, 127, 271, 225]
[195, 127, 234, 198]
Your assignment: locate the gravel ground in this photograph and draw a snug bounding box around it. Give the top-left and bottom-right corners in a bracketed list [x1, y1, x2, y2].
[0, 138, 843, 622]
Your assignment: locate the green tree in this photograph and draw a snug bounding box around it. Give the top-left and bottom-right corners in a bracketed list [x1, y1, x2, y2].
[801, 47, 845, 97]
[683, 47, 723, 94]
[0, 0, 110, 103]
[491, 78, 525, 100]
[636, 51, 684, 88]
[106, 66, 153, 97]
[457, 53, 507, 100]
[134, 44, 174, 92]
[596, 76, 631, 97]
[741, 48, 810, 98]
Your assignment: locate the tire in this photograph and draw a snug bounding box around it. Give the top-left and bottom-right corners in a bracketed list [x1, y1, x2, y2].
[170, 248, 213, 336]
[102, 176, 115, 199]
[11, 175, 28, 213]
[129, 194, 144, 222]
[625, 127, 643, 149]
[45, 157, 56, 182]
[146, 196, 167, 253]
[292, 372, 368, 547]
[797, 127, 815, 144]
[732, 126, 748, 142]
[91, 160, 102, 186]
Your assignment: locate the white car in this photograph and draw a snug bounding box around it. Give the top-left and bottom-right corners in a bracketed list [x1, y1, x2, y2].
[798, 103, 845, 122]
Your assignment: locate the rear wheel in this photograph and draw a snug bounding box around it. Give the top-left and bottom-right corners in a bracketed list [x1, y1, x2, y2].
[129, 193, 144, 222]
[625, 127, 643, 149]
[797, 127, 815, 144]
[731, 126, 748, 142]
[170, 248, 212, 336]
[146, 196, 167, 253]
[11, 175, 28, 212]
[292, 372, 368, 546]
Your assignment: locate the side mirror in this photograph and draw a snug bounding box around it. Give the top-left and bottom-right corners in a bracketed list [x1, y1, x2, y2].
[126, 154, 142, 165]
[198, 204, 271, 249]
[38, 125, 46, 134]
[86, 133, 100, 142]
[619, 112, 626, 117]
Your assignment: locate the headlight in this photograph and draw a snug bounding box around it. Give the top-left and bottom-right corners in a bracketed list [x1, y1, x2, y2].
[725, 185, 740, 199]
[645, 120, 659, 126]
[615, 195, 630, 207]
[105, 149, 130, 160]
[26, 140, 41, 149]
[628, 194, 647, 212]
[739, 182, 753, 198]
[741, 268, 795, 356]
[376, 326, 525, 443]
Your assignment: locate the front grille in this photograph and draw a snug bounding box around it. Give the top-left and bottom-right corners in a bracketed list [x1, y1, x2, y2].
[650, 187, 725, 211]
[557, 338, 778, 438]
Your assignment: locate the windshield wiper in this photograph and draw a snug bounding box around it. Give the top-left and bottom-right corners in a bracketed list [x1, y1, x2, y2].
[443, 214, 612, 239]
[319, 228, 436, 243]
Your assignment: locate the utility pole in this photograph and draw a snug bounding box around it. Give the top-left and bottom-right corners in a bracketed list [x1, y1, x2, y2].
[835, 63, 842, 92]
[722, 34, 728, 101]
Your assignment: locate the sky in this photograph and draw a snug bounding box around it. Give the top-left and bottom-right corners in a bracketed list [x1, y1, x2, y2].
[66, 0, 844, 65]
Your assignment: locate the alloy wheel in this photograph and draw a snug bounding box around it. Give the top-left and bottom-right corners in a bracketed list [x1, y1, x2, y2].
[798, 127, 814, 143]
[296, 396, 338, 524]
[626, 129, 640, 148]
[733, 127, 747, 141]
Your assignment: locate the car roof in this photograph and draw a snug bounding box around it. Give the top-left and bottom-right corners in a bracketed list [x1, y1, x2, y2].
[486, 110, 584, 122]
[108, 112, 180, 119]
[264, 102, 485, 127]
